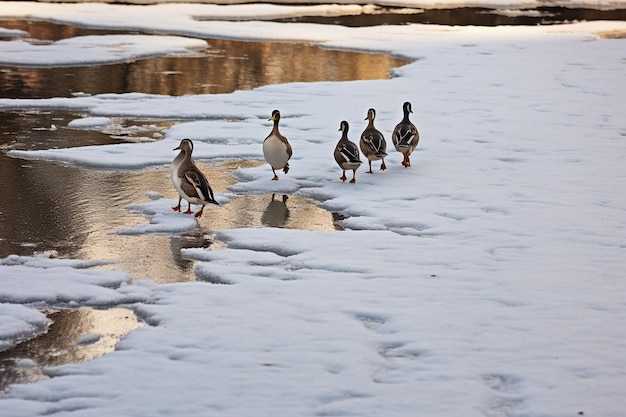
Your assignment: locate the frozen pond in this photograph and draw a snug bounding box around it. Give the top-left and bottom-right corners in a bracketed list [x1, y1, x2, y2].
[0, 18, 396, 387]
[0, 18, 401, 278]
[1, 4, 624, 414]
[0, 110, 343, 284]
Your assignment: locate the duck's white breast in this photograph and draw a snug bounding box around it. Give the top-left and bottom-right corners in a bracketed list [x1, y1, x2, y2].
[263, 134, 289, 169]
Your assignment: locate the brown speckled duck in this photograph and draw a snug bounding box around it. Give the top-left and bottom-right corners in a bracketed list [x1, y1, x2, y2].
[359, 108, 387, 173]
[392, 101, 420, 167]
[334, 120, 362, 183]
[170, 138, 218, 218]
[263, 110, 293, 181]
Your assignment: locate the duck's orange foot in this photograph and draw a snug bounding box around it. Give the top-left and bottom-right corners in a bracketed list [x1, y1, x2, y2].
[183, 207, 193, 214]
[380, 160, 387, 171]
[172, 205, 181, 212]
[349, 178, 357, 183]
[339, 174, 347, 182]
[194, 208, 204, 218]
[272, 174, 279, 181]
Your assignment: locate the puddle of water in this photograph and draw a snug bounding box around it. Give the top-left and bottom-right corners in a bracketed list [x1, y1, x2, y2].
[0, 110, 340, 284]
[0, 19, 408, 99]
[265, 6, 626, 27]
[0, 307, 142, 391]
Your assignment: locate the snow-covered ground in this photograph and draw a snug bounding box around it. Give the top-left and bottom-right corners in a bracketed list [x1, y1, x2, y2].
[1, 1, 626, 416]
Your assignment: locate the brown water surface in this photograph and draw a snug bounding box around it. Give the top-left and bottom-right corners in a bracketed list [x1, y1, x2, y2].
[0, 19, 408, 98]
[0, 18, 400, 389]
[265, 6, 626, 27]
[0, 307, 142, 390]
[0, 110, 341, 284]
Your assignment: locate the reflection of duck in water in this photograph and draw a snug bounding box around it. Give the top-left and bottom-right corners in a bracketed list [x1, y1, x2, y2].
[261, 194, 290, 228]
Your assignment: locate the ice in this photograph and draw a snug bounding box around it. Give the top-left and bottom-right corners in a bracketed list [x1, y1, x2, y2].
[66, 117, 112, 130]
[0, 35, 207, 67]
[0, 2, 625, 417]
[0, 304, 48, 351]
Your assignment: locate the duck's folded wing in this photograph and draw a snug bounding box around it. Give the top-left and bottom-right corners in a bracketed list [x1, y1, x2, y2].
[183, 169, 206, 197]
[337, 143, 361, 163]
[394, 125, 416, 146]
[362, 131, 385, 153]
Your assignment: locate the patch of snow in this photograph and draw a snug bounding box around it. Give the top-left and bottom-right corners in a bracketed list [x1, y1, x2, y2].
[0, 3, 624, 417]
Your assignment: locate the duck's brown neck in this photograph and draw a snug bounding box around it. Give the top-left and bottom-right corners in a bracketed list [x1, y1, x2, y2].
[271, 120, 281, 135]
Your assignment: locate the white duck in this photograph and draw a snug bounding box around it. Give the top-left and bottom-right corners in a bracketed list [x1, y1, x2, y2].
[263, 110, 293, 181]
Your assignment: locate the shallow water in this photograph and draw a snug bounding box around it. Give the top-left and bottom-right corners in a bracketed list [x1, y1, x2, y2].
[0, 307, 142, 390]
[0, 111, 340, 283]
[0, 14, 399, 383]
[267, 6, 626, 27]
[0, 19, 407, 98]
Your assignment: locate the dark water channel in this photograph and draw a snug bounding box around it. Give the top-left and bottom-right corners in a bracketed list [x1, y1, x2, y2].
[267, 6, 626, 27]
[0, 18, 403, 388]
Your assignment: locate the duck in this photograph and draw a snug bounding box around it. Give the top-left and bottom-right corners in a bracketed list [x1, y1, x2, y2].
[392, 101, 420, 167]
[263, 110, 293, 181]
[334, 120, 362, 183]
[170, 138, 219, 218]
[359, 108, 387, 173]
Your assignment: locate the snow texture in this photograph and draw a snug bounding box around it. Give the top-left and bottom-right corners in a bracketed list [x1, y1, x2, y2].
[0, 2, 625, 417]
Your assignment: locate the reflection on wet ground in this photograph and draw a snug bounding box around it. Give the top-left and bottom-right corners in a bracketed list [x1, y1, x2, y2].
[0, 110, 340, 284]
[266, 6, 626, 27]
[0, 307, 142, 390]
[0, 17, 397, 390]
[0, 113, 340, 387]
[0, 19, 408, 98]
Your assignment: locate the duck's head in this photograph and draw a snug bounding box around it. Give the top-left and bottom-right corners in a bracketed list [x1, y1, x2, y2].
[268, 110, 281, 122]
[365, 108, 376, 121]
[403, 102, 413, 114]
[339, 120, 349, 133]
[174, 138, 194, 152]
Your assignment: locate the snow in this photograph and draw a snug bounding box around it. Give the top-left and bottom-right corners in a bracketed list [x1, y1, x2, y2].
[1, 1, 626, 416]
[0, 35, 207, 67]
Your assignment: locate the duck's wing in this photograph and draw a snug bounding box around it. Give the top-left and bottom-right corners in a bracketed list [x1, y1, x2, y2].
[361, 129, 387, 155]
[284, 137, 293, 159]
[336, 141, 362, 164]
[183, 168, 218, 205]
[393, 123, 418, 147]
